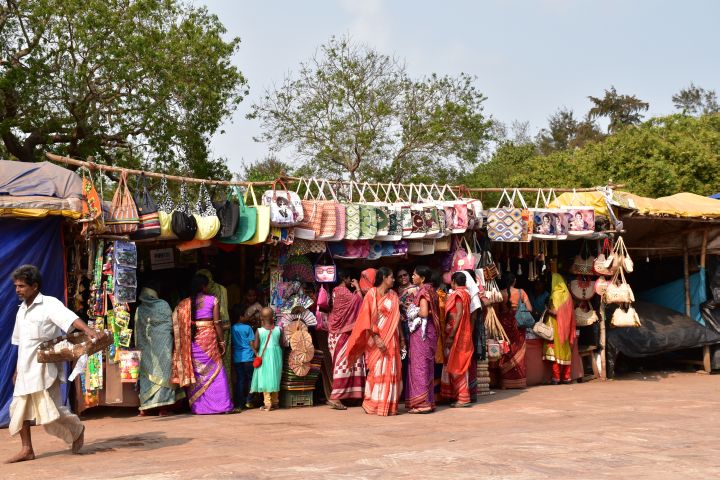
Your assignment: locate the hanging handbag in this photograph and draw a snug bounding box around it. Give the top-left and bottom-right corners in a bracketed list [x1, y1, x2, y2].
[562, 189, 595, 237]
[570, 240, 596, 276]
[613, 236, 634, 273]
[532, 310, 554, 341]
[575, 301, 599, 327]
[192, 183, 221, 240]
[570, 276, 595, 301]
[295, 178, 322, 240]
[314, 246, 337, 283]
[157, 177, 177, 239]
[219, 186, 256, 244]
[106, 171, 139, 235]
[343, 202, 361, 240]
[451, 236, 476, 272]
[171, 182, 198, 241]
[375, 184, 403, 241]
[214, 189, 240, 240]
[242, 185, 270, 245]
[352, 182, 378, 240]
[78, 167, 105, 236]
[594, 276, 610, 296]
[487, 189, 524, 242]
[594, 238, 614, 276]
[604, 268, 635, 304]
[407, 184, 427, 239]
[483, 279, 504, 304]
[485, 306, 510, 361]
[262, 178, 304, 227]
[480, 250, 499, 282]
[515, 290, 535, 328]
[611, 304, 641, 327]
[463, 197, 483, 230]
[318, 179, 343, 241]
[316, 284, 330, 310]
[130, 173, 161, 240]
[253, 328, 273, 368]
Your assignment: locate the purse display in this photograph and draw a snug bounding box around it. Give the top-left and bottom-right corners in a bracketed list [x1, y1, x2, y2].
[157, 177, 177, 239]
[562, 189, 595, 237]
[451, 236, 476, 272]
[262, 178, 304, 227]
[487, 189, 531, 242]
[219, 186, 256, 244]
[575, 302, 599, 327]
[214, 189, 240, 240]
[593, 238, 614, 276]
[242, 185, 270, 245]
[570, 240, 595, 276]
[570, 276, 595, 301]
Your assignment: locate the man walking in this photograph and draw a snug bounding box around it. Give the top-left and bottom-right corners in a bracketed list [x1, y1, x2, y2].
[6, 264, 98, 463]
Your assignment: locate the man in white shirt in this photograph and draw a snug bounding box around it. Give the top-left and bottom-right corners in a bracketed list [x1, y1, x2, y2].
[6, 264, 98, 464]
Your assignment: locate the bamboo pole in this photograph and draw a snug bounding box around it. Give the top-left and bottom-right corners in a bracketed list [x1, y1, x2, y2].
[684, 237, 691, 317]
[701, 230, 712, 373]
[45, 152, 621, 194]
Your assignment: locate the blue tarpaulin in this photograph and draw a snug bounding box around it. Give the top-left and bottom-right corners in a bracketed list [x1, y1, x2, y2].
[637, 267, 707, 325]
[0, 217, 67, 428]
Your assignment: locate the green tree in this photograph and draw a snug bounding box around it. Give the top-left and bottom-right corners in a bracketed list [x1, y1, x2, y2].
[672, 83, 719, 116]
[536, 108, 604, 155]
[249, 36, 493, 183]
[588, 86, 649, 133]
[241, 156, 295, 183]
[0, 0, 247, 178]
[467, 113, 720, 198]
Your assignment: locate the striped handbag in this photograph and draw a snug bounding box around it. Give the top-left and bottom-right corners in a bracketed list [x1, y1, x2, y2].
[314, 178, 338, 240]
[106, 171, 139, 235]
[130, 173, 161, 240]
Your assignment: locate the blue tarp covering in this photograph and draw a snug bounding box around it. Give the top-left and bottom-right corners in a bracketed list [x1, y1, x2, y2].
[710, 193, 720, 199]
[0, 218, 66, 427]
[637, 267, 707, 325]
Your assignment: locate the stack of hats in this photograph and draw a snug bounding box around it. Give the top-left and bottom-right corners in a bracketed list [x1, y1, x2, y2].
[285, 320, 315, 377]
[476, 358, 491, 396]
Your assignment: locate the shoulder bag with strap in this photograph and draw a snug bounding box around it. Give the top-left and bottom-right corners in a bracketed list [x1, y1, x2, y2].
[253, 328, 273, 368]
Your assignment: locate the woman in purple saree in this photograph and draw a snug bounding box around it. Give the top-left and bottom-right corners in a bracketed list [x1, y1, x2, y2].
[172, 274, 233, 415]
[405, 266, 440, 414]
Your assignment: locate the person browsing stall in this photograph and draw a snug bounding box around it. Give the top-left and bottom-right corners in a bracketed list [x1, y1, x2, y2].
[250, 308, 282, 411]
[230, 304, 256, 411]
[6, 265, 99, 464]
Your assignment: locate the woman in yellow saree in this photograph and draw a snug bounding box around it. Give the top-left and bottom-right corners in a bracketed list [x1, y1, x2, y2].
[543, 273, 576, 384]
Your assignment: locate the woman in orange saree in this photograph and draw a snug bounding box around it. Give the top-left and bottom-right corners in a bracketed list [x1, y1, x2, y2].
[440, 272, 474, 407]
[543, 273, 576, 384]
[347, 267, 404, 416]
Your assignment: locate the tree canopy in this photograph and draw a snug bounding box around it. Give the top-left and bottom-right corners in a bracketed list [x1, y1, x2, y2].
[249, 36, 494, 183]
[588, 86, 649, 133]
[672, 83, 719, 117]
[0, 0, 247, 178]
[466, 113, 720, 198]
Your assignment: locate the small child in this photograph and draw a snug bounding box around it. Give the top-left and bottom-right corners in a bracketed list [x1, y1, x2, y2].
[230, 304, 256, 411]
[250, 308, 282, 411]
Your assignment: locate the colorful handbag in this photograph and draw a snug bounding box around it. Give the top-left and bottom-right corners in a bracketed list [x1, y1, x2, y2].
[343, 202, 361, 240]
[463, 197, 483, 230]
[192, 183, 221, 241]
[353, 182, 378, 240]
[78, 168, 105, 235]
[220, 186, 256, 244]
[106, 171, 139, 234]
[562, 190, 595, 237]
[570, 241, 595, 276]
[570, 276, 595, 300]
[295, 178, 322, 240]
[314, 246, 337, 283]
[451, 236, 476, 272]
[243, 185, 270, 245]
[487, 189, 525, 242]
[594, 238, 614, 276]
[262, 178, 304, 227]
[318, 179, 343, 241]
[157, 177, 177, 239]
[594, 276, 610, 296]
[129, 173, 161, 240]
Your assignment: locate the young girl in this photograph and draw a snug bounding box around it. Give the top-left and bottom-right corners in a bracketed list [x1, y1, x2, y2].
[250, 308, 283, 411]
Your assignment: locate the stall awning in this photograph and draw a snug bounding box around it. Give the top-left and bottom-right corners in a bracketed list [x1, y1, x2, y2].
[622, 192, 720, 219]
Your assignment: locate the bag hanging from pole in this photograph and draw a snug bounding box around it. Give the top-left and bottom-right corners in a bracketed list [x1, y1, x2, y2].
[157, 177, 177, 239]
[295, 178, 322, 240]
[192, 182, 221, 241]
[262, 177, 304, 227]
[562, 189, 595, 238]
[242, 184, 270, 245]
[353, 182, 378, 240]
[375, 183, 403, 241]
[106, 170, 139, 235]
[214, 188, 240, 240]
[171, 182, 198, 241]
[314, 245, 337, 283]
[219, 186, 256, 244]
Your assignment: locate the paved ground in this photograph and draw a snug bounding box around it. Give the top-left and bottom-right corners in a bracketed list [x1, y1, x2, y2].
[2, 372, 720, 479]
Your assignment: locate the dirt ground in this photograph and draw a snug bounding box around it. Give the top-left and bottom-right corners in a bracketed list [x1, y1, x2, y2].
[2, 371, 719, 479]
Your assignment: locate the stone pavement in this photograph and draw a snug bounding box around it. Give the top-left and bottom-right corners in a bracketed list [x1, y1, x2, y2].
[2, 372, 719, 479]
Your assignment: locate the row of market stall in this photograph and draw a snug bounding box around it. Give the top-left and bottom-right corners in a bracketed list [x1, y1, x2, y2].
[2, 154, 720, 422]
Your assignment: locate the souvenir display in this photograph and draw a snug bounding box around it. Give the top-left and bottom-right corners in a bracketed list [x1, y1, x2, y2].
[262, 178, 304, 227]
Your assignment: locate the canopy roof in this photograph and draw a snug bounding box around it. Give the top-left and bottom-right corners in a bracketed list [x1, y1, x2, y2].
[0, 160, 83, 219]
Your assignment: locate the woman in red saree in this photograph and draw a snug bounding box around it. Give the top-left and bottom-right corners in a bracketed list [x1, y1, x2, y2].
[441, 272, 474, 407]
[326, 270, 365, 410]
[347, 267, 404, 416]
[493, 273, 531, 389]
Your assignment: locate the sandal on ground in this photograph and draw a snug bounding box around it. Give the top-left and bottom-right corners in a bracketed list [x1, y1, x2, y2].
[450, 402, 472, 408]
[327, 401, 347, 411]
[408, 408, 432, 414]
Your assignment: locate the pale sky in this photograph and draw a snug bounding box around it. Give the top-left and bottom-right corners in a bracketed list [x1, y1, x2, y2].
[197, 0, 720, 176]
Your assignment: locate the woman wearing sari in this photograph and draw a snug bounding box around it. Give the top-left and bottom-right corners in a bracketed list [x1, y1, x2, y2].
[441, 272, 474, 407]
[493, 273, 531, 389]
[327, 270, 365, 410]
[347, 267, 404, 416]
[543, 273, 576, 384]
[405, 266, 440, 414]
[135, 286, 185, 415]
[196, 269, 232, 398]
[172, 274, 233, 414]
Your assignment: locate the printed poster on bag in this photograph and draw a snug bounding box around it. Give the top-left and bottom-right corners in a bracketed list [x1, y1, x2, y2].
[563, 208, 594, 237]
